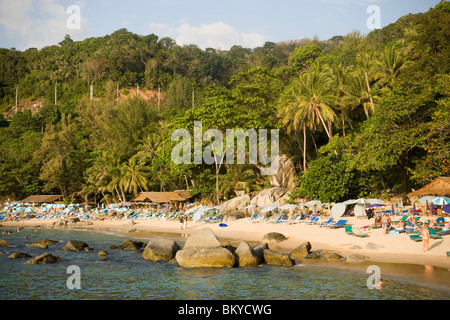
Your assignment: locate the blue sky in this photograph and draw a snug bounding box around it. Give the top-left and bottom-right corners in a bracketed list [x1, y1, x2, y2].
[0, 0, 442, 50]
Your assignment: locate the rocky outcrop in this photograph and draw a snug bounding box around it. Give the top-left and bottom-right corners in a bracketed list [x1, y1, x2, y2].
[250, 187, 288, 207]
[233, 241, 260, 267]
[176, 247, 235, 268]
[142, 238, 181, 262]
[26, 253, 61, 264]
[63, 240, 91, 251]
[263, 249, 295, 267]
[0, 239, 9, 247]
[289, 242, 312, 262]
[262, 232, 288, 244]
[269, 155, 297, 192]
[218, 194, 251, 215]
[175, 228, 235, 268]
[182, 228, 222, 250]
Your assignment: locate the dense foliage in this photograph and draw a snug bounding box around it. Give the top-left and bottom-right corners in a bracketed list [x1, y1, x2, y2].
[0, 2, 449, 204]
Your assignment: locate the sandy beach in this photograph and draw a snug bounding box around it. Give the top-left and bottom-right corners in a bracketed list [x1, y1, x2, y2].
[3, 215, 449, 274]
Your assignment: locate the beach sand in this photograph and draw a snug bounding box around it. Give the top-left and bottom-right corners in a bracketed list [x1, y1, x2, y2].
[2, 216, 450, 287]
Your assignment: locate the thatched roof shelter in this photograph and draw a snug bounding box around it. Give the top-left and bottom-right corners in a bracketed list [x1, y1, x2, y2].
[132, 192, 188, 203]
[409, 177, 450, 197]
[20, 195, 63, 203]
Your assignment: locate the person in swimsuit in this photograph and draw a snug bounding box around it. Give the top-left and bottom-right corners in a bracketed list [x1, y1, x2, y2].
[421, 223, 430, 252]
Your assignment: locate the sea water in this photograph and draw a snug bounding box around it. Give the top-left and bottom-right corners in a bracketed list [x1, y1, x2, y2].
[0, 227, 448, 300]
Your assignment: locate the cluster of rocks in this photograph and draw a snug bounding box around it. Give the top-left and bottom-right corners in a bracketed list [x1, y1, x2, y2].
[1, 227, 370, 267]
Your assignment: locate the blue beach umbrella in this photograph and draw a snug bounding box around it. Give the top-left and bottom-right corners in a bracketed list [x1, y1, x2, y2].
[432, 197, 450, 206]
[443, 204, 450, 214]
[431, 202, 436, 215]
[413, 203, 417, 215]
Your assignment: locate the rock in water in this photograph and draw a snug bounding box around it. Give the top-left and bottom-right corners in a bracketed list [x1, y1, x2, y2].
[233, 241, 260, 267]
[26, 253, 61, 264]
[142, 238, 181, 261]
[263, 249, 295, 267]
[0, 239, 9, 247]
[176, 248, 235, 268]
[182, 228, 222, 249]
[9, 252, 32, 259]
[27, 239, 58, 249]
[63, 240, 91, 251]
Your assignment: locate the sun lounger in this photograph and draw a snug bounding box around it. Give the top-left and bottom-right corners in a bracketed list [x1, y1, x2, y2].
[288, 214, 305, 224]
[304, 216, 319, 225]
[345, 225, 369, 237]
[318, 218, 334, 227]
[409, 234, 422, 242]
[327, 219, 347, 229]
[267, 216, 284, 224]
[428, 228, 443, 239]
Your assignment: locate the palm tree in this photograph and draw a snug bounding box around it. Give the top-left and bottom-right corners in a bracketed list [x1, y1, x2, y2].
[376, 45, 405, 88]
[219, 165, 258, 199]
[329, 63, 352, 137]
[277, 64, 336, 172]
[120, 155, 149, 197]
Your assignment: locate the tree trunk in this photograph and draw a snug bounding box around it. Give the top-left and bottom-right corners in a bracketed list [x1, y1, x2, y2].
[303, 123, 307, 173]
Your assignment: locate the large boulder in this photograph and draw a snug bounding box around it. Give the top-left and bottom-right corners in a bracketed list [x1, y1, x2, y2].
[233, 241, 260, 267]
[269, 155, 296, 192]
[176, 248, 235, 268]
[218, 194, 251, 215]
[250, 187, 287, 207]
[263, 249, 295, 267]
[262, 232, 288, 244]
[142, 238, 181, 261]
[26, 253, 61, 264]
[63, 240, 91, 251]
[253, 242, 269, 263]
[0, 239, 9, 247]
[289, 242, 312, 262]
[182, 228, 222, 249]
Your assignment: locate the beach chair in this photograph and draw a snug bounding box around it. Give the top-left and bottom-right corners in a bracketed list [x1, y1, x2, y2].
[288, 214, 305, 225]
[248, 214, 258, 222]
[326, 219, 347, 229]
[409, 234, 422, 242]
[318, 218, 334, 227]
[345, 225, 369, 237]
[428, 228, 443, 239]
[304, 216, 319, 225]
[267, 216, 284, 224]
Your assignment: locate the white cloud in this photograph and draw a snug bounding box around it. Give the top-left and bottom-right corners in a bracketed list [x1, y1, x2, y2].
[0, 0, 89, 50]
[150, 21, 266, 50]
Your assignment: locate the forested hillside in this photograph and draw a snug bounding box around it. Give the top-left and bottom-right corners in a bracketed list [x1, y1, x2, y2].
[0, 2, 449, 204]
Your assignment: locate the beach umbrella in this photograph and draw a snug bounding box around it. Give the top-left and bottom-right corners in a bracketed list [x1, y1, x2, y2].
[413, 203, 417, 215]
[331, 203, 346, 218]
[418, 196, 436, 204]
[365, 203, 385, 209]
[367, 199, 385, 205]
[279, 204, 298, 210]
[260, 204, 278, 213]
[442, 204, 450, 214]
[432, 197, 450, 206]
[342, 199, 356, 206]
[431, 202, 436, 215]
[353, 198, 369, 206]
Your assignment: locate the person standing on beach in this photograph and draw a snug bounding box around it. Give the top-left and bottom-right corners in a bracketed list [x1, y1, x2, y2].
[381, 214, 390, 234]
[183, 216, 188, 230]
[422, 224, 430, 252]
[180, 215, 184, 230]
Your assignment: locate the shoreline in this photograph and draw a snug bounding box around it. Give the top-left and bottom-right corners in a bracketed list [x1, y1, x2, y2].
[2, 216, 449, 288]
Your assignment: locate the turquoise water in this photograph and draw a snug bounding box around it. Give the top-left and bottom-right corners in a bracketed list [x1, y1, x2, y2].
[0, 227, 449, 300]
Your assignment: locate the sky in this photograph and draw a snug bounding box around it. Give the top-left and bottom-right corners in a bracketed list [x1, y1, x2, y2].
[0, 0, 442, 51]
